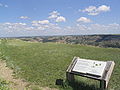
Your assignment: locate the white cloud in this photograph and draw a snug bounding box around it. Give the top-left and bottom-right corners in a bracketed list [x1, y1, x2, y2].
[20, 16, 29, 19]
[0, 3, 8, 8]
[48, 11, 60, 19]
[4, 22, 26, 26]
[25, 27, 34, 30]
[4, 5, 8, 8]
[18, 23, 26, 26]
[32, 20, 52, 30]
[38, 20, 49, 24]
[76, 24, 88, 30]
[0, 3, 3, 7]
[90, 23, 120, 31]
[81, 5, 110, 15]
[32, 20, 49, 26]
[56, 16, 66, 22]
[48, 11, 66, 23]
[97, 5, 110, 12]
[0, 22, 28, 34]
[77, 17, 91, 23]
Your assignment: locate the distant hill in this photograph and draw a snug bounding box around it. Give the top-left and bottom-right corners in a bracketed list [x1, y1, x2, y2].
[17, 35, 120, 48]
[19, 35, 120, 48]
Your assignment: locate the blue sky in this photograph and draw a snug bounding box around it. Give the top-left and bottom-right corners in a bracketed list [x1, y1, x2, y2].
[0, 0, 120, 37]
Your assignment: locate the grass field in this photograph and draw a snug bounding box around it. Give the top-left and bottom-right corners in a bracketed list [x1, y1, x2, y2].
[0, 39, 120, 90]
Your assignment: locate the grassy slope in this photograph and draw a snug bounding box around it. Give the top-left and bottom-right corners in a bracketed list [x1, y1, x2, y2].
[1, 39, 120, 90]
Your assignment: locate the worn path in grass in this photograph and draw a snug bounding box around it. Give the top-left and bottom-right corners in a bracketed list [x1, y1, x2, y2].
[0, 60, 29, 90]
[0, 60, 58, 90]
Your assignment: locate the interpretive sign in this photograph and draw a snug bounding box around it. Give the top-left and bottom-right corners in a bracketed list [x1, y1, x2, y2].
[72, 58, 107, 77]
[66, 57, 115, 89]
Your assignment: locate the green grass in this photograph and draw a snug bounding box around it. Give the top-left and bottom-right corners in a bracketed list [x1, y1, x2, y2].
[0, 78, 9, 90]
[0, 39, 120, 90]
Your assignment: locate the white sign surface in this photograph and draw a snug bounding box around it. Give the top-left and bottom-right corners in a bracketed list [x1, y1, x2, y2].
[72, 58, 107, 77]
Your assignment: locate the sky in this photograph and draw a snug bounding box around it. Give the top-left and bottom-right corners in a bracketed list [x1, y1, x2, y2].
[0, 0, 120, 37]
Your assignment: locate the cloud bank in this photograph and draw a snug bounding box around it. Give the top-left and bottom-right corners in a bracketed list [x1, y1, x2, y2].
[0, 21, 120, 37]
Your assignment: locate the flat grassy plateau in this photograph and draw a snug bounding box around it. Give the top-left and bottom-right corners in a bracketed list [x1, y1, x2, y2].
[0, 39, 120, 90]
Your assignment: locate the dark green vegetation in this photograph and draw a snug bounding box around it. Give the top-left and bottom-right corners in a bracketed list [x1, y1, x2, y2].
[0, 78, 9, 90]
[0, 39, 120, 90]
[0, 39, 10, 90]
[20, 35, 120, 48]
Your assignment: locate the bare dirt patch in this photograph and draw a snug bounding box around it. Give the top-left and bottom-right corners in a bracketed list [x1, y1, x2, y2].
[0, 60, 30, 90]
[0, 60, 58, 90]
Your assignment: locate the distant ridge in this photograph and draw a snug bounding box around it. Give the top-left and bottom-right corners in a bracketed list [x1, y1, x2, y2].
[1, 34, 120, 48]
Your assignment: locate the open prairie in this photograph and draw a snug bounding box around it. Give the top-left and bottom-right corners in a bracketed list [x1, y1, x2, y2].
[0, 39, 120, 90]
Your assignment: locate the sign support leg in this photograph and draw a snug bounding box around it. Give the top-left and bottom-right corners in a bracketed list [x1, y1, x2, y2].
[100, 80, 106, 90]
[66, 72, 75, 82]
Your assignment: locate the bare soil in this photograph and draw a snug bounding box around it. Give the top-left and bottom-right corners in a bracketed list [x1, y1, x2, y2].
[0, 60, 30, 90]
[0, 60, 58, 90]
